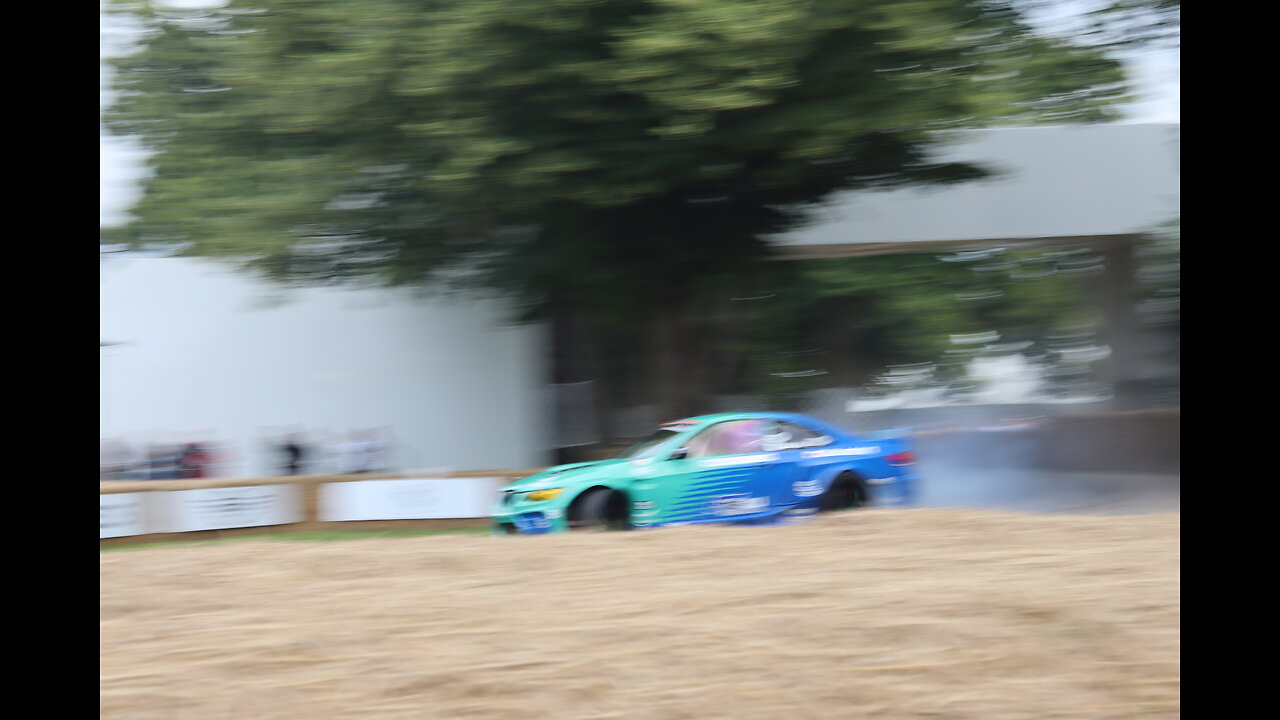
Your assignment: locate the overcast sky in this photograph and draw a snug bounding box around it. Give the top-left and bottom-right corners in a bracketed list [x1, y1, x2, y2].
[99, 5, 1179, 229]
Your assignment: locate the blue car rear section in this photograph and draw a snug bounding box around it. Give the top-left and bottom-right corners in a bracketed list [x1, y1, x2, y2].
[850, 428, 918, 508]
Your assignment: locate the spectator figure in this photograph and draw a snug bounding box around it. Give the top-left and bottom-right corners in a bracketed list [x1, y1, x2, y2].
[100, 438, 135, 480]
[320, 432, 346, 474]
[364, 429, 391, 473]
[330, 432, 363, 474]
[179, 443, 210, 479]
[280, 433, 308, 476]
[142, 444, 159, 479]
[330, 430, 390, 474]
[146, 444, 181, 479]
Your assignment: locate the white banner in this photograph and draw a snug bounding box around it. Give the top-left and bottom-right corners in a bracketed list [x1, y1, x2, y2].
[100, 493, 148, 538]
[320, 477, 505, 521]
[168, 485, 302, 532]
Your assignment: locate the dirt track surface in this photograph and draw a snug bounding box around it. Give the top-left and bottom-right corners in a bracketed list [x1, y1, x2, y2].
[101, 509, 1179, 719]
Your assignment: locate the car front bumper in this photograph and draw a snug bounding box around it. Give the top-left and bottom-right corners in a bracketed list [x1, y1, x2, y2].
[491, 505, 571, 535]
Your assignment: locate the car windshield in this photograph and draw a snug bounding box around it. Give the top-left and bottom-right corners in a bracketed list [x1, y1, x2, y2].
[617, 427, 684, 460]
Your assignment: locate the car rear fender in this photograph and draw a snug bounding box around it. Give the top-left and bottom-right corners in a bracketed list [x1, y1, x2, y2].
[858, 427, 914, 453]
[804, 464, 870, 500]
[856, 429, 918, 505]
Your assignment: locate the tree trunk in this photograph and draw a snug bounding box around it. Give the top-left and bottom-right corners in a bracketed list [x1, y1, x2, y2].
[1094, 235, 1144, 409]
[550, 311, 609, 463]
[648, 293, 698, 422]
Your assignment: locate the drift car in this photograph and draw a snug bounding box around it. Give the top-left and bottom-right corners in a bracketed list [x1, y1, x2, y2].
[492, 412, 917, 535]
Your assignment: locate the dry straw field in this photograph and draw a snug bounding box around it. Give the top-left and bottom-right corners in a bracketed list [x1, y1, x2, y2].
[101, 508, 1179, 719]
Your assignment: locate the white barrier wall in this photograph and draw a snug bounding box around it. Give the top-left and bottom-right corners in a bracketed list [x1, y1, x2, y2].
[98, 475, 517, 539]
[100, 493, 148, 538]
[168, 485, 303, 533]
[100, 256, 548, 477]
[320, 477, 507, 522]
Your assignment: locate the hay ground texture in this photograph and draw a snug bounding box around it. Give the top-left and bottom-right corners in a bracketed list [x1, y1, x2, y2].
[101, 508, 1179, 720]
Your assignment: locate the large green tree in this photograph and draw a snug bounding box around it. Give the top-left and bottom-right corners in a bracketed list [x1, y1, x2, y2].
[104, 0, 1129, 419]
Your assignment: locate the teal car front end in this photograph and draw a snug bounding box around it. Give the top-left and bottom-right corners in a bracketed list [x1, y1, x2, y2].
[491, 412, 918, 535]
[491, 460, 635, 534]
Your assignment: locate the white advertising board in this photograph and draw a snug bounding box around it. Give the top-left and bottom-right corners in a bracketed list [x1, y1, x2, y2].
[320, 477, 505, 521]
[100, 493, 149, 538]
[168, 485, 302, 532]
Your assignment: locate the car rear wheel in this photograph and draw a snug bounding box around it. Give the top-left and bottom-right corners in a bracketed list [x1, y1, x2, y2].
[819, 474, 869, 513]
[568, 488, 631, 531]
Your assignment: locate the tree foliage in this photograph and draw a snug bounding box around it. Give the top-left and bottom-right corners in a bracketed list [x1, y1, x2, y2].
[640, 246, 1109, 406]
[1016, 0, 1179, 51]
[106, 0, 1126, 281]
[104, 0, 1132, 417]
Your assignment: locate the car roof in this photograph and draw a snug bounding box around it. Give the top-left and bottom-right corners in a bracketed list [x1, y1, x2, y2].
[663, 412, 826, 426]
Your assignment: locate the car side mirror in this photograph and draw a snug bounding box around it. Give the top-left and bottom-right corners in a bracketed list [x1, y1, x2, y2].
[669, 447, 689, 461]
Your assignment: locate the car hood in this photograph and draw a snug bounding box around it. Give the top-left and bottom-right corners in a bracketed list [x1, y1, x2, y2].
[502, 459, 631, 490]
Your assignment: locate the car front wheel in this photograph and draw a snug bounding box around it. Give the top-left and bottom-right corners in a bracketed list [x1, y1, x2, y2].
[568, 488, 631, 531]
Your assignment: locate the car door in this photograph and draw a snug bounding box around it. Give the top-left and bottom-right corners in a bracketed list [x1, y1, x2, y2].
[630, 419, 788, 526]
[765, 420, 837, 505]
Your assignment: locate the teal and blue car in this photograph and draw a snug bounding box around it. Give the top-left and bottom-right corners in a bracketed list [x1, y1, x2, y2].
[492, 412, 917, 535]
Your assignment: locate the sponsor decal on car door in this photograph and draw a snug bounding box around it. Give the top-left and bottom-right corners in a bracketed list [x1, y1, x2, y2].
[631, 420, 787, 525]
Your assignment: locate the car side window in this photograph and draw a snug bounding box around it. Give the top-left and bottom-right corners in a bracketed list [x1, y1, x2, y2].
[684, 420, 766, 459]
[761, 421, 832, 451]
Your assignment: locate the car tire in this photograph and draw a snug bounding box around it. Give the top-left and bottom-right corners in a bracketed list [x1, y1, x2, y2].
[569, 488, 630, 531]
[818, 474, 869, 513]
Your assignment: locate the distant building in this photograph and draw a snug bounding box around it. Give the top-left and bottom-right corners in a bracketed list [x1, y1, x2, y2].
[771, 122, 1179, 409]
[100, 256, 547, 478]
[772, 123, 1178, 257]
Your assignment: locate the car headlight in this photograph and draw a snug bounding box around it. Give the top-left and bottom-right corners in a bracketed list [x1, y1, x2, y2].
[526, 488, 565, 502]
